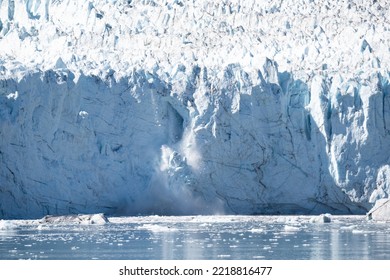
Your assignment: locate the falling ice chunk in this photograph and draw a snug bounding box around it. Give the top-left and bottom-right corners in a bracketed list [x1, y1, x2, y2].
[6, 91, 18, 100]
[79, 111, 89, 118]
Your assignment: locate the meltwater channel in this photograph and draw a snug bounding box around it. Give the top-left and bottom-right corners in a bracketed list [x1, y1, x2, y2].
[0, 215, 389, 260]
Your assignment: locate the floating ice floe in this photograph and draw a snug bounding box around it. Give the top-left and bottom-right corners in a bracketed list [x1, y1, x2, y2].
[40, 213, 109, 225]
[340, 225, 357, 230]
[283, 225, 301, 232]
[367, 199, 390, 221]
[137, 224, 178, 233]
[248, 228, 265, 234]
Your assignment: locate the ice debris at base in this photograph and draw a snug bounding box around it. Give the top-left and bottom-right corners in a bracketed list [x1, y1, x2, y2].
[0, 220, 18, 230]
[367, 199, 390, 221]
[1, 0, 390, 218]
[40, 213, 109, 225]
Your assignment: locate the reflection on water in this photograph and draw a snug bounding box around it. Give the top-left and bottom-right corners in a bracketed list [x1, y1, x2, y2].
[0, 216, 389, 260]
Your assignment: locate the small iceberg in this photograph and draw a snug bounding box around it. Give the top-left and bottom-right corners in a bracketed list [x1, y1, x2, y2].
[367, 199, 390, 221]
[309, 213, 332, 223]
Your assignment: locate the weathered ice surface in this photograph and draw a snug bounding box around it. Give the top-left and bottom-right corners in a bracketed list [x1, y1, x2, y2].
[1, 0, 390, 218]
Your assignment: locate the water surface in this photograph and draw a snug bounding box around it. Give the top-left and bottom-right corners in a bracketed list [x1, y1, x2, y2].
[1, 215, 389, 259]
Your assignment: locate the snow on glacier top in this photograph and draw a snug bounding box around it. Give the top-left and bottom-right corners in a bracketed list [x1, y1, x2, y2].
[0, 0, 389, 81]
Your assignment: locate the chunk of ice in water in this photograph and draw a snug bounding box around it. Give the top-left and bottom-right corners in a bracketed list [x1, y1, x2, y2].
[137, 224, 178, 232]
[309, 214, 332, 223]
[248, 228, 265, 233]
[283, 225, 300, 232]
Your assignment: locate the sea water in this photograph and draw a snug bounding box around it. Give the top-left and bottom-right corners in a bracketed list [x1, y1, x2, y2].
[0, 215, 389, 260]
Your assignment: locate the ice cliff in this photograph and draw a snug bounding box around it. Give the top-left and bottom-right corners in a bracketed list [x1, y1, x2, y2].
[1, 0, 390, 218]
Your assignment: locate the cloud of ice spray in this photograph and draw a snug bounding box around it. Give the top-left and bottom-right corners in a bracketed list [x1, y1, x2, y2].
[152, 144, 224, 215]
[180, 127, 202, 172]
[125, 132, 225, 216]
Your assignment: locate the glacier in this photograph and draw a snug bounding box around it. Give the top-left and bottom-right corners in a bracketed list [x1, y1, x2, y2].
[1, 0, 390, 218]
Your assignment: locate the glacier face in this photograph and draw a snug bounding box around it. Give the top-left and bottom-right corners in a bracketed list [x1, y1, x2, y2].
[1, 0, 390, 218]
